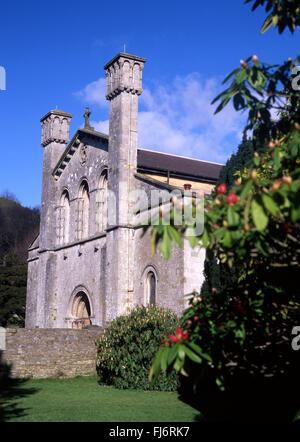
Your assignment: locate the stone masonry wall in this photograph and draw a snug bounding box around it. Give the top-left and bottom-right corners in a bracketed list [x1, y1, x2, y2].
[1, 328, 104, 379]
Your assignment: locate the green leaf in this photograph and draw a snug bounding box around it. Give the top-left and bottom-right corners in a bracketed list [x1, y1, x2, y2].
[222, 67, 241, 85]
[214, 96, 231, 114]
[201, 227, 209, 248]
[188, 342, 212, 362]
[151, 229, 158, 257]
[160, 347, 169, 372]
[254, 156, 260, 166]
[222, 230, 232, 248]
[167, 226, 182, 247]
[183, 346, 202, 364]
[260, 14, 273, 34]
[272, 14, 279, 28]
[187, 227, 200, 248]
[167, 343, 179, 365]
[233, 93, 246, 110]
[240, 180, 253, 200]
[214, 227, 226, 241]
[161, 228, 172, 260]
[174, 357, 184, 371]
[291, 179, 300, 193]
[261, 193, 279, 216]
[291, 205, 300, 222]
[251, 196, 268, 231]
[178, 344, 186, 361]
[149, 349, 163, 383]
[227, 206, 240, 227]
[215, 377, 225, 391]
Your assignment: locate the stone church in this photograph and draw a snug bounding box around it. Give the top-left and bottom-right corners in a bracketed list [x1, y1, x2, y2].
[25, 52, 222, 329]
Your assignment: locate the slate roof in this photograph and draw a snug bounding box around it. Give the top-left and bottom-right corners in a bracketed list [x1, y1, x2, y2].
[137, 149, 223, 183]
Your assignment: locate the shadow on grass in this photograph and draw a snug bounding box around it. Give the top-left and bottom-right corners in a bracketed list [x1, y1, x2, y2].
[178, 369, 300, 424]
[0, 350, 38, 422]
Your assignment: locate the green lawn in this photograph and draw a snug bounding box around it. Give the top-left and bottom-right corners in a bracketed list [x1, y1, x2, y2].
[1, 376, 199, 422]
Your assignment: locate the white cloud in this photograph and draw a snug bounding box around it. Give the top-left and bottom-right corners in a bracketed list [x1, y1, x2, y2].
[74, 78, 107, 107]
[75, 73, 246, 163]
[93, 119, 109, 134]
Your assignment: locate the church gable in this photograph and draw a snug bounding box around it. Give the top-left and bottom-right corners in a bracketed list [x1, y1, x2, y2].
[52, 127, 108, 182]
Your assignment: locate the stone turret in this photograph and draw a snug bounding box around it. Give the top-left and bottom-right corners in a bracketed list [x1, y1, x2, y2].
[37, 110, 72, 328]
[104, 52, 145, 100]
[104, 53, 146, 321]
[41, 110, 72, 148]
[39, 110, 72, 249]
[104, 53, 145, 224]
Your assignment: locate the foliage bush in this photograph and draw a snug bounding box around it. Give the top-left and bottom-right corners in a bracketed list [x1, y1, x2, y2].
[96, 305, 180, 391]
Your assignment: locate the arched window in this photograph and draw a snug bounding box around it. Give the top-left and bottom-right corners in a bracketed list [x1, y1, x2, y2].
[146, 271, 156, 305]
[77, 181, 89, 240]
[71, 291, 91, 329]
[96, 169, 108, 233]
[57, 190, 70, 245]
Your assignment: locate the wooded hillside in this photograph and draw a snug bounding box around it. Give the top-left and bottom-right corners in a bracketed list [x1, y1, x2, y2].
[0, 193, 40, 327]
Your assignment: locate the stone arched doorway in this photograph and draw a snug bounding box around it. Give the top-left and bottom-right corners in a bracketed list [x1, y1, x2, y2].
[71, 291, 92, 329]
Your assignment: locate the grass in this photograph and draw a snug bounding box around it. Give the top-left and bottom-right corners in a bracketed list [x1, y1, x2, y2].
[1, 376, 199, 422]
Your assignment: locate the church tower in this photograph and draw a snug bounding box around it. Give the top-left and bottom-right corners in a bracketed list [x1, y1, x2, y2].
[104, 53, 146, 321]
[37, 110, 72, 327]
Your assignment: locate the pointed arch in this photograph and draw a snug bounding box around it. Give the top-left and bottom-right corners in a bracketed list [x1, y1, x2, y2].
[67, 286, 93, 329]
[142, 265, 158, 306]
[71, 292, 91, 329]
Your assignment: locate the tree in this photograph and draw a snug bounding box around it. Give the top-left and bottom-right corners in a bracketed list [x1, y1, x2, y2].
[0, 195, 40, 327]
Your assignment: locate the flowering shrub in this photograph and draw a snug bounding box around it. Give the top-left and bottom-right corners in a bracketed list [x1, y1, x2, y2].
[148, 104, 300, 423]
[149, 96, 300, 399]
[96, 305, 179, 391]
[147, 1, 300, 422]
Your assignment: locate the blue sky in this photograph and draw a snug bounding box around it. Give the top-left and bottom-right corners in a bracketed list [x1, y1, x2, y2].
[0, 0, 299, 207]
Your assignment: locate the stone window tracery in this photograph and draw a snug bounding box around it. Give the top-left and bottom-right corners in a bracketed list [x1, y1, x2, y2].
[96, 170, 108, 233]
[146, 270, 156, 305]
[57, 190, 70, 245]
[77, 181, 90, 240]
